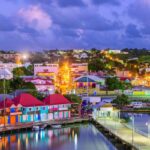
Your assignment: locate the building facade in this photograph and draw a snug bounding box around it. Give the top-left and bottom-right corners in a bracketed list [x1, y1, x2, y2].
[34, 64, 59, 79]
[0, 93, 71, 126]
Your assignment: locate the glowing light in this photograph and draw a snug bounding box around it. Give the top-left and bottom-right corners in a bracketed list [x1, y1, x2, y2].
[56, 62, 74, 94]
[22, 53, 29, 60]
[74, 134, 78, 150]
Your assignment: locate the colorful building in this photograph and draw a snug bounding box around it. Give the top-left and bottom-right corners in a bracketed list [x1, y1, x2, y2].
[0, 93, 72, 126]
[0, 98, 20, 125]
[34, 64, 59, 79]
[74, 75, 105, 88]
[12, 93, 44, 123]
[43, 94, 71, 120]
[23, 76, 55, 94]
[71, 63, 88, 79]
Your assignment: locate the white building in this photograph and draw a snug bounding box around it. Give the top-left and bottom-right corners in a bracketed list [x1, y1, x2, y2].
[34, 64, 59, 79]
[23, 76, 55, 94]
[0, 62, 22, 71]
[0, 68, 13, 79]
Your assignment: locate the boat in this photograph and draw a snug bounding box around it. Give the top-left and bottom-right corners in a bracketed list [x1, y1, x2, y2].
[51, 124, 62, 129]
[40, 124, 47, 130]
[32, 125, 40, 131]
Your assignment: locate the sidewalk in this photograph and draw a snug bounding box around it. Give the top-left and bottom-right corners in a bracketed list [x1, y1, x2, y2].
[97, 118, 150, 150]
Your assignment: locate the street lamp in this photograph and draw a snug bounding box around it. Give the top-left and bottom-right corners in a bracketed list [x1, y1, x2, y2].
[130, 114, 135, 145]
[145, 121, 150, 138]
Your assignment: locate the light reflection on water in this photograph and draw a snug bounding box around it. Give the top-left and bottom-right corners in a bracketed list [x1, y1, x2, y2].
[0, 124, 116, 150]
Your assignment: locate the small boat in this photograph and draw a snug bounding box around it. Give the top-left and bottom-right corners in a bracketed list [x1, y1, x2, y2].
[32, 125, 40, 131]
[51, 125, 62, 129]
[40, 124, 47, 130]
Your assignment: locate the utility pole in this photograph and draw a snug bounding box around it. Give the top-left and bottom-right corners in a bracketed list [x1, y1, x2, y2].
[3, 66, 6, 128]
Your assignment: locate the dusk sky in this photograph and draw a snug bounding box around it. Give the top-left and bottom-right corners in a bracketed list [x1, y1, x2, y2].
[0, 0, 150, 50]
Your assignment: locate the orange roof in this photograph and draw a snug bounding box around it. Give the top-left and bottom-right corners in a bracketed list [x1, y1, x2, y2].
[12, 93, 44, 107]
[43, 94, 71, 105]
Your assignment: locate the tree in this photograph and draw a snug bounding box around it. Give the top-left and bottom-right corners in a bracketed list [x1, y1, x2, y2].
[88, 58, 105, 72]
[113, 94, 130, 108]
[13, 67, 33, 77]
[30, 91, 45, 101]
[106, 77, 122, 90]
[10, 78, 36, 91]
[64, 94, 82, 104]
[106, 77, 132, 93]
[0, 80, 11, 94]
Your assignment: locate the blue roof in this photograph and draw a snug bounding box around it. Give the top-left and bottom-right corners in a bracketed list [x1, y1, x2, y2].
[75, 77, 96, 82]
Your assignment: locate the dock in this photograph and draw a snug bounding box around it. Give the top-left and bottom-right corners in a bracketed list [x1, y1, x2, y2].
[0, 117, 89, 135]
[93, 118, 150, 150]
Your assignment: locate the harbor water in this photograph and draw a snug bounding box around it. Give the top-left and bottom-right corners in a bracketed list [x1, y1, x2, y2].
[0, 124, 117, 150]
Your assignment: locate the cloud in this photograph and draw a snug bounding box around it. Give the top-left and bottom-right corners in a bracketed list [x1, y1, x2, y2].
[92, 0, 120, 6]
[56, 0, 86, 7]
[125, 24, 142, 38]
[52, 9, 123, 32]
[18, 5, 52, 31]
[0, 14, 15, 31]
[128, 1, 150, 28]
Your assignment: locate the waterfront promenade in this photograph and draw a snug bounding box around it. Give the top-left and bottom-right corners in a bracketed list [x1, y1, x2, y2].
[97, 118, 150, 150]
[0, 117, 89, 134]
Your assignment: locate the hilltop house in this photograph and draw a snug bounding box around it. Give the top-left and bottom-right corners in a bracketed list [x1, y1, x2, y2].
[23, 76, 55, 94]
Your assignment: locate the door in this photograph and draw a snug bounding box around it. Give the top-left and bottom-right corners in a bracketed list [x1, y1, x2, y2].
[10, 116, 16, 125]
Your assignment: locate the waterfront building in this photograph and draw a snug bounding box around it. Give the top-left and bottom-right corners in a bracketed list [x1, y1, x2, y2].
[43, 94, 71, 120]
[12, 93, 44, 123]
[93, 103, 120, 120]
[0, 93, 72, 126]
[0, 98, 16, 125]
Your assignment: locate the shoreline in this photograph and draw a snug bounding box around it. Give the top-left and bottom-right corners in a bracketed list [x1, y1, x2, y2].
[0, 117, 89, 135]
[0, 117, 138, 150]
[121, 110, 150, 113]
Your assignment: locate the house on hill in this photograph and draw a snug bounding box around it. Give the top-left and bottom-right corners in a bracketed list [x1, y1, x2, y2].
[74, 75, 105, 88]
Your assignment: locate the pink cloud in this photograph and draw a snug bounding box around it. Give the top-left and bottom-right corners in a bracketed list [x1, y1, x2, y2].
[18, 5, 52, 30]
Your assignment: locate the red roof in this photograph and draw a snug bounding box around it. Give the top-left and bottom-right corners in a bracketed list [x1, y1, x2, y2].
[0, 98, 14, 109]
[12, 93, 44, 107]
[119, 77, 132, 81]
[43, 94, 71, 105]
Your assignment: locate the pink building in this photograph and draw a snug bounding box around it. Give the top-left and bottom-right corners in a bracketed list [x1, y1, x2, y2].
[23, 76, 55, 94]
[43, 94, 71, 119]
[34, 64, 59, 79]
